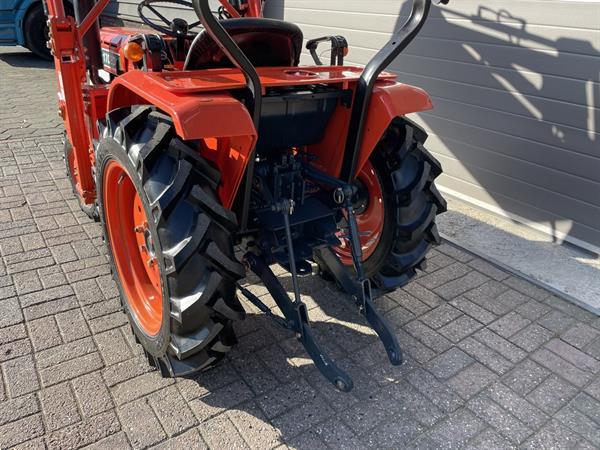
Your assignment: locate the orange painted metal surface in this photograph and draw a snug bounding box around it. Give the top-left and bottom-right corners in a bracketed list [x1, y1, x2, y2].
[108, 71, 257, 208]
[355, 81, 433, 177]
[103, 160, 163, 336]
[46, 2, 95, 204]
[147, 66, 396, 94]
[308, 81, 433, 179]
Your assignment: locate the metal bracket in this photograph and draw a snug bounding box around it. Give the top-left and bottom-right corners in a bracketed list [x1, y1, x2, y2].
[242, 252, 353, 392]
[313, 247, 403, 366]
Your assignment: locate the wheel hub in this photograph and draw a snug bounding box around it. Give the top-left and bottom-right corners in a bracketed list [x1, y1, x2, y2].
[334, 160, 385, 265]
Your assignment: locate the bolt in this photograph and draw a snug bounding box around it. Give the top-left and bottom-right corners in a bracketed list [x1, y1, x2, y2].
[147, 257, 156, 268]
[335, 379, 347, 391]
[134, 225, 144, 233]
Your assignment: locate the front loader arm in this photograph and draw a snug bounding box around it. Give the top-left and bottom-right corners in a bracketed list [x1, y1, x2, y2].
[46, 0, 95, 204]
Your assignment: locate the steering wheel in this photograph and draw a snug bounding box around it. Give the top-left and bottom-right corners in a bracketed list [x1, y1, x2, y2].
[138, 0, 202, 39]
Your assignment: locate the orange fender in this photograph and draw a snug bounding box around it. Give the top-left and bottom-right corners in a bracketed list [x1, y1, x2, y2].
[107, 71, 257, 208]
[307, 81, 433, 179]
[356, 81, 433, 176]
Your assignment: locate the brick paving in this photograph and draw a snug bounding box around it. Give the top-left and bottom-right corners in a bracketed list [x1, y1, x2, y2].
[1, 45, 600, 449]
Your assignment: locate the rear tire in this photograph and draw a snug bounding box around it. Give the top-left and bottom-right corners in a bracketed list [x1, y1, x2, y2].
[96, 106, 245, 377]
[324, 117, 447, 292]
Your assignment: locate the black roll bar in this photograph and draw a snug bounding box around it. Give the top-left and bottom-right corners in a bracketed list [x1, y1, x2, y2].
[339, 0, 444, 182]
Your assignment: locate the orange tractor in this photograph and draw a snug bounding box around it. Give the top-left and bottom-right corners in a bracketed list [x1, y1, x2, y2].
[48, 0, 447, 391]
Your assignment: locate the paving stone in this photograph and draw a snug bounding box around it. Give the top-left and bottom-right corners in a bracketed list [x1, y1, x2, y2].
[515, 300, 552, 321]
[387, 381, 446, 427]
[148, 385, 197, 437]
[200, 414, 249, 449]
[256, 377, 316, 419]
[477, 288, 530, 316]
[584, 376, 600, 401]
[71, 371, 114, 417]
[95, 328, 133, 365]
[55, 309, 90, 342]
[421, 409, 486, 450]
[0, 394, 39, 426]
[526, 375, 579, 414]
[339, 390, 402, 436]
[39, 382, 81, 431]
[311, 418, 362, 450]
[562, 324, 600, 349]
[531, 348, 594, 387]
[46, 410, 121, 450]
[450, 296, 497, 324]
[13, 271, 43, 295]
[434, 270, 490, 300]
[439, 314, 483, 343]
[403, 282, 444, 308]
[3, 354, 39, 397]
[0, 414, 45, 448]
[500, 359, 550, 395]
[386, 289, 431, 316]
[406, 368, 464, 414]
[0, 297, 23, 327]
[544, 338, 600, 374]
[464, 428, 514, 450]
[111, 371, 174, 406]
[362, 414, 424, 448]
[569, 392, 600, 424]
[467, 258, 509, 281]
[458, 337, 513, 375]
[417, 262, 471, 290]
[509, 323, 554, 352]
[150, 429, 205, 450]
[447, 363, 498, 399]
[437, 244, 474, 263]
[503, 277, 550, 302]
[118, 398, 166, 449]
[81, 431, 132, 450]
[189, 380, 254, 423]
[426, 347, 474, 380]
[555, 404, 600, 446]
[545, 296, 597, 323]
[227, 401, 282, 449]
[537, 310, 578, 334]
[474, 329, 526, 364]
[404, 320, 453, 353]
[485, 382, 548, 429]
[488, 312, 531, 338]
[467, 393, 532, 445]
[421, 304, 462, 329]
[23, 295, 79, 321]
[39, 352, 104, 387]
[521, 419, 588, 450]
[0, 337, 31, 362]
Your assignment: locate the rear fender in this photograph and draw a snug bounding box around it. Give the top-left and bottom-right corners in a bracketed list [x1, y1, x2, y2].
[307, 81, 433, 178]
[355, 81, 433, 176]
[107, 71, 257, 208]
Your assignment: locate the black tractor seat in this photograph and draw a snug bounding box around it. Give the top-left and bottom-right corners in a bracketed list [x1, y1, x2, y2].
[183, 18, 303, 71]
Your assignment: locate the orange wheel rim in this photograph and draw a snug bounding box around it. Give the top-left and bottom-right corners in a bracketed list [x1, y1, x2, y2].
[103, 160, 163, 336]
[335, 160, 385, 265]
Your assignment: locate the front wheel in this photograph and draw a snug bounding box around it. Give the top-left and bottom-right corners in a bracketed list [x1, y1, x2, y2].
[96, 106, 246, 377]
[325, 118, 447, 292]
